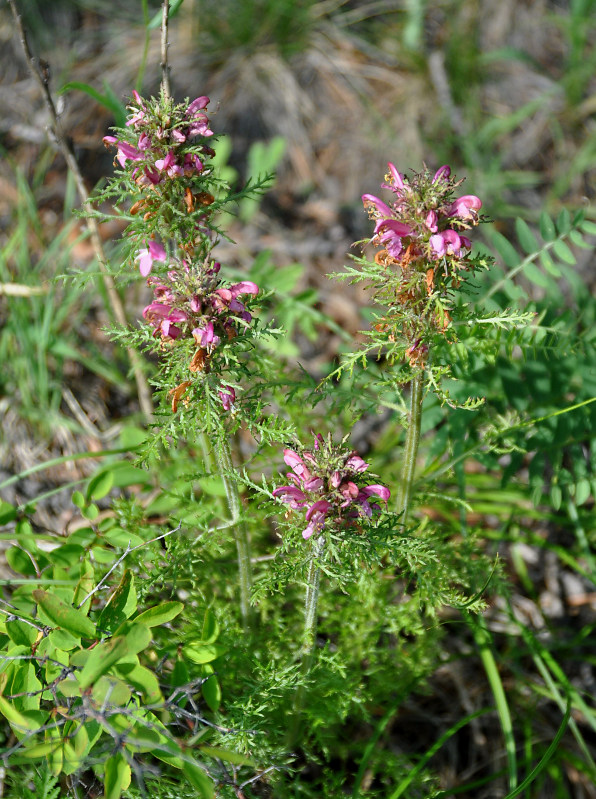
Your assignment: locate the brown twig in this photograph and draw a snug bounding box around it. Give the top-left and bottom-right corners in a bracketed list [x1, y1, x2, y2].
[161, 0, 171, 99]
[8, 0, 154, 421]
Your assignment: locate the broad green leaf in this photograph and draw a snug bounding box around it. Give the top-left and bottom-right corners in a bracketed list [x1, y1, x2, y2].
[182, 761, 215, 799]
[489, 230, 520, 268]
[82, 503, 99, 521]
[556, 207, 571, 234]
[552, 239, 576, 265]
[514, 218, 539, 254]
[134, 601, 184, 627]
[579, 219, 596, 235]
[0, 500, 17, 525]
[0, 697, 47, 731]
[71, 490, 86, 510]
[115, 663, 162, 703]
[77, 636, 129, 690]
[102, 528, 145, 548]
[575, 478, 591, 506]
[103, 752, 131, 799]
[57, 678, 81, 698]
[185, 643, 227, 664]
[171, 657, 189, 688]
[6, 619, 38, 647]
[87, 468, 114, 502]
[198, 476, 228, 497]
[74, 557, 94, 615]
[116, 621, 152, 655]
[98, 570, 137, 633]
[550, 484, 562, 511]
[539, 250, 561, 276]
[539, 211, 556, 241]
[33, 590, 96, 639]
[200, 608, 219, 644]
[46, 543, 84, 567]
[198, 745, 254, 766]
[20, 740, 63, 758]
[6, 546, 37, 577]
[201, 672, 221, 712]
[92, 675, 131, 706]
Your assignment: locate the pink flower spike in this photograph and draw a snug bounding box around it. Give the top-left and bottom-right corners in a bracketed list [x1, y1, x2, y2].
[272, 486, 307, 508]
[171, 129, 186, 143]
[362, 194, 394, 218]
[283, 449, 306, 473]
[432, 165, 451, 183]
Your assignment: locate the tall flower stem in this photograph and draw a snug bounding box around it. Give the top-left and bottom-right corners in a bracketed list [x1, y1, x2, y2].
[397, 370, 425, 523]
[286, 535, 325, 750]
[212, 428, 252, 626]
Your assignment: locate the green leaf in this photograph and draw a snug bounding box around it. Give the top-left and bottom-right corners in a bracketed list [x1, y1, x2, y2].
[198, 476, 228, 497]
[539, 211, 556, 241]
[200, 608, 219, 644]
[198, 745, 254, 766]
[579, 219, 596, 235]
[539, 250, 561, 277]
[185, 643, 227, 664]
[102, 528, 145, 548]
[115, 621, 152, 654]
[134, 601, 184, 627]
[6, 546, 37, 576]
[98, 570, 137, 633]
[59, 81, 127, 129]
[489, 230, 520, 268]
[514, 218, 539, 254]
[556, 207, 571, 234]
[148, 0, 185, 29]
[574, 478, 591, 506]
[0, 697, 47, 731]
[182, 761, 214, 799]
[552, 240, 576, 265]
[49, 628, 80, 651]
[115, 663, 162, 703]
[0, 500, 17, 525]
[6, 619, 38, 647]
[201, 672, 221, 712]
[77, 636, 129, 689]
[103, 752, 131, 799]
[74, 557, 95, 615]
[71, 490, 86, 510]
[92, 675, 132, 706]
[33, 590, 96, 639]
[87, 468, 114, 502]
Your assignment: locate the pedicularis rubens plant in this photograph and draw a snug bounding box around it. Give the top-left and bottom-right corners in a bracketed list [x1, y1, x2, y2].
[3, 6, 557, 798]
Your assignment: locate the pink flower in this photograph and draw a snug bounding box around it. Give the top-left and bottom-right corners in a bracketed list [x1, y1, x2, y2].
[374, 219, 413, 258]
[430, 229, 468, 257]
[449, 194, 482, 219]
[273, 435, 390, 541]
[432, 165, 451, 183]
[219, 385, 235, 412]
[136, 241, 166, 277]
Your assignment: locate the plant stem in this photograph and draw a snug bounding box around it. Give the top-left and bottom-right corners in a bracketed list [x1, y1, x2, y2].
[397, 370, 425, 523]
[213, 429, 252, 625]
[302, 535, 325, 660]
[286, 535, 325, 751]
[160, 0, 171, 99]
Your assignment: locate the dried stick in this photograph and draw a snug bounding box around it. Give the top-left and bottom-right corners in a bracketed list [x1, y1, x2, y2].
[8, 0, 154, 420]
[161, 0, 171, 99]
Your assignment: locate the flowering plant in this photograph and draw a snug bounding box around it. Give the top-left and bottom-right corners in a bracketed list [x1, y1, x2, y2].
[273, 434, 390, 539]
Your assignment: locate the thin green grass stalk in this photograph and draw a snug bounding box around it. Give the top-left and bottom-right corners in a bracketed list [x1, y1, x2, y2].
[396, 370, 424, 521]
[213, 429, 252, 625]
[389, 707, 491, 798]
[466, 613, 518, 792]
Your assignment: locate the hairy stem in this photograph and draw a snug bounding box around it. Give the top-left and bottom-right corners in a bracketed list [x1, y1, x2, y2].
[160, 0, 171, 99]
[397, 370, 425, 523]
[213, 430, 252, 625]
[286, 535, 325, 751]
